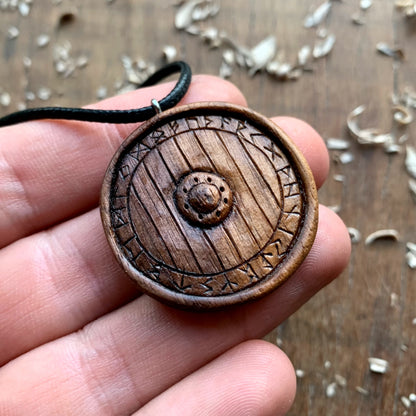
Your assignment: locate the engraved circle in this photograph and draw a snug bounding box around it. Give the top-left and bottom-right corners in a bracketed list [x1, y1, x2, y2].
[126, 129, 284, 275]
[102, 103, 318, 307]
[175, 171, 233, 227]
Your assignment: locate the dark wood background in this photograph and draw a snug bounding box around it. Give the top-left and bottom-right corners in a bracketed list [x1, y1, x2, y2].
[1, 1, 415, 414]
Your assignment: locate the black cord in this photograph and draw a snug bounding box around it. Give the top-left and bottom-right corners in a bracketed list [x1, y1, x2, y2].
[0, 61, 192, 127]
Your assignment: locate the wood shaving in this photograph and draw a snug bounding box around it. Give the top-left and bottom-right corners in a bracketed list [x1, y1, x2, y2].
[333, 174, 345, 182]
[338, 151, 354, 164]
[162, 45, 177, 63]
[326, 382, 337, 398]
[36, 34, 50, 48]
[351, 12, 366, 25]
[401, 396, 411, 409]
[248, 35, 277, 76]
[368, 357, 389, 374]
[395, 0, 416, 17]
[365, 229, 400, 245]
[406, 242, 416, 269]
[393, 105, 413, 125]
[18, 1, 30, 16]
[376, 42, 405, 60]
[360, 0, 373, 10]
[295, 369, 305, 378]
[76, 55, 89, 69]
[192, 1, 219, 22]
[304, 1, 332, 28]
[335, 374, 347, 387]
[23, 56, 32, 68]
[175, 0, 216, 30]
[96, 86, 108, 100]
[405, 146, 416, 178]
[390, 292, 399, 308]
[326, 138, 350, 150]
[0, 91, 11, 107]
[297, 45, 312, 67]
[313, 34, 336, 58]
[7, 25, 20, 39]
[200, 27, 222, 48]
[348, 227, 362, 244]
[37, 87, 52, 101]
[356, 386, 370, 395]
[25, 91, 35, 101]
[347, 105, 390, 145]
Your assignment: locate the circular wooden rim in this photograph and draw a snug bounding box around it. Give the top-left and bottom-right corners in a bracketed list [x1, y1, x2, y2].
[101, 102, 318, 310]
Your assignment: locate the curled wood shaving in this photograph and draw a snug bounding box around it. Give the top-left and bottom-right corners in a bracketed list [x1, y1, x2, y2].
[347, 105, 391, 145]
[175, 0, 203, 29]
[368, 357, 389, 374]
[395, 0, 416, 17]
[406, 242, 416, 269]
[304, 1, 332, 28]
[365, 229, 400, 245]
[393, 105, 413, 125]
[348, 227, 362, 244]
[313, 34, 336, 58]
[376, 42, 405, 60]
[405, 146, 416, 178]
[175, 0, 218, 30]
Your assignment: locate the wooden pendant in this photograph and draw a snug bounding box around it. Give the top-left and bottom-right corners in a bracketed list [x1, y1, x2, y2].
[100, 102, 318, 310]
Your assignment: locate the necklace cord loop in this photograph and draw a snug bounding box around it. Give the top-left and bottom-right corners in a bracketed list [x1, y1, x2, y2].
[0, 61, 192, 127]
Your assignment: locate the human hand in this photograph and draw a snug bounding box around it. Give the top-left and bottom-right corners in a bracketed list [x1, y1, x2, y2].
[0, 75, 350, 415]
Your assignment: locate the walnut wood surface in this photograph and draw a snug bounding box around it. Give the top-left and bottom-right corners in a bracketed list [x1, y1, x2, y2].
[1, 1, 415, 413]
[101, 103, 318, 309]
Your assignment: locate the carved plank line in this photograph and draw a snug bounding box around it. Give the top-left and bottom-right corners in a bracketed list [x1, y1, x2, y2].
[190, 130, 264, 253]
[213, 130, 275, 230]
[141, 160, 204, 274]
[169, 135, 243, 271]
[129, 184, 178, 268]
[230, 132, 283, 213]
[155, 142, 226, 274]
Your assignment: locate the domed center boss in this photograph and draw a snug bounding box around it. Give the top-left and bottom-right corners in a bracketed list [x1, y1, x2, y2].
[0, 62, 318, 310]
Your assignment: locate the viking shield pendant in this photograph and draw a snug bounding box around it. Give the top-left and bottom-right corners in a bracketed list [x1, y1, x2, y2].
[100, 102, 318, 310]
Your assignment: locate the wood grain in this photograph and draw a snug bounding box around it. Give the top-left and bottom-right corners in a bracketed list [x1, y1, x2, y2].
[1, 0, 415, 413]
[101, 103, 318, 309]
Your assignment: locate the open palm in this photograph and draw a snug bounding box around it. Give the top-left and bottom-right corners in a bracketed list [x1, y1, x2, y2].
[0, 75, 350, 415]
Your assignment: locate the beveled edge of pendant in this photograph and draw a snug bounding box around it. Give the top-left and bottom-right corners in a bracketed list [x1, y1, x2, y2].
[100, 102, 319, 311]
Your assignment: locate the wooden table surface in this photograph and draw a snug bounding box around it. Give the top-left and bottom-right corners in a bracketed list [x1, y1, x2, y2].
[1, 1, 415, 414]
